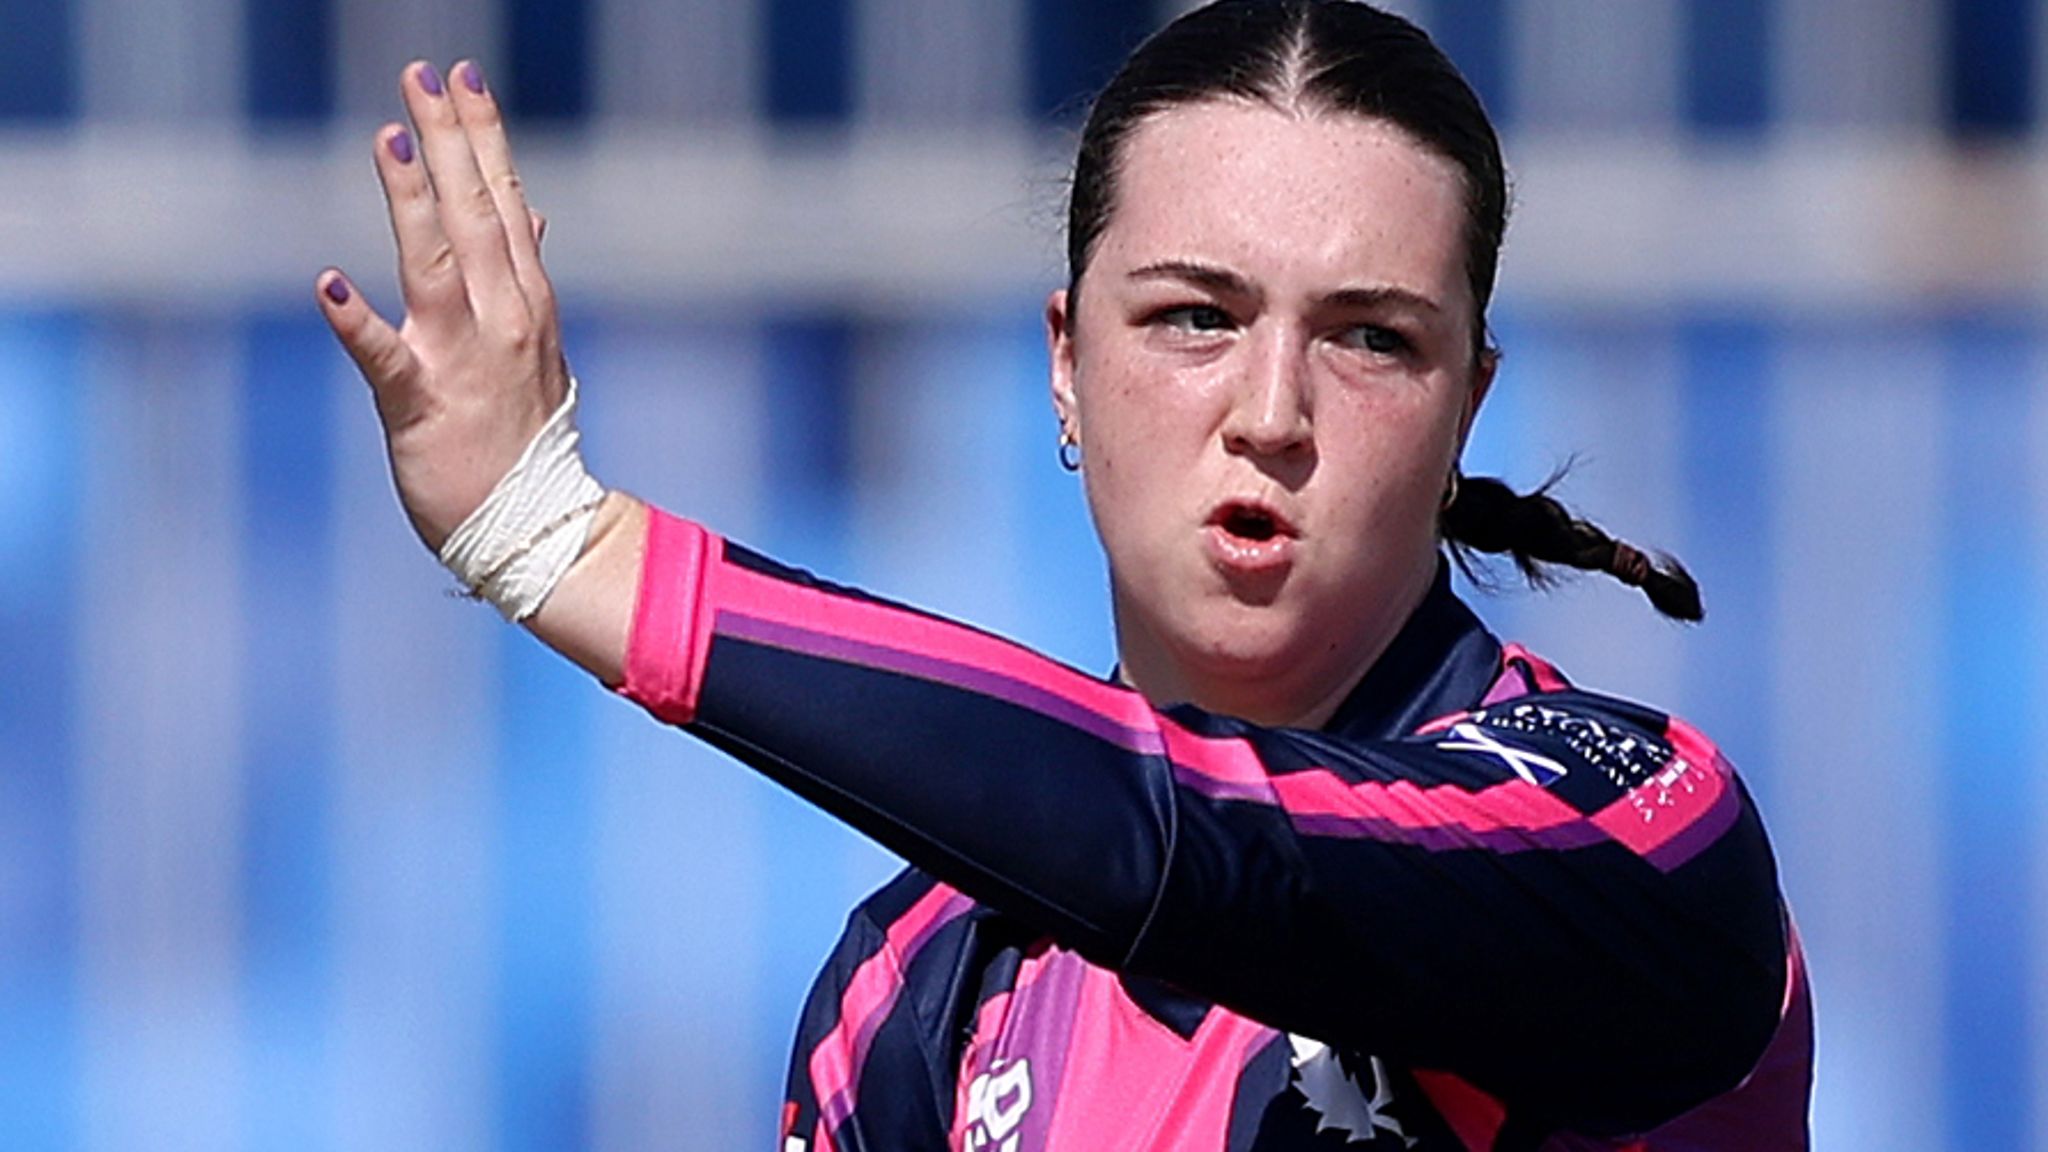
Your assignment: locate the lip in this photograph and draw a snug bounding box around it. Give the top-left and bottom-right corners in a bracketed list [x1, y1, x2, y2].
[1203, 499, 1299, 576]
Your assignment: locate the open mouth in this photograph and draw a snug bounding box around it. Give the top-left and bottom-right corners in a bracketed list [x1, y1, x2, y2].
[1209, 500, 1295, 543]
[1204, 501, 1298, 576]
[1222, 505, 1280, 542]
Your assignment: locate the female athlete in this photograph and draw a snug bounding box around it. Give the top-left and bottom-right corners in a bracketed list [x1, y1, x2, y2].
[316, 2, 1811, 1147]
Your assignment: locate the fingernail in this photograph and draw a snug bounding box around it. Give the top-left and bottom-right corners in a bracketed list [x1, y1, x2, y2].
[387, 129, 414, 164]
[418, 63, 444, 96]
[460, 61, 484, 94]
[324, 276, 351, 305]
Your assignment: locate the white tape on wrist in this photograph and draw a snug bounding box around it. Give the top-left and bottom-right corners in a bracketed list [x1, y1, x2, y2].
[437, 377, 608, 622]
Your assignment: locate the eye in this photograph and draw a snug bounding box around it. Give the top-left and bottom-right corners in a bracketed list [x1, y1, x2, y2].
[1337, 324, 1410, 356]
[1157, 304, 1235, 334]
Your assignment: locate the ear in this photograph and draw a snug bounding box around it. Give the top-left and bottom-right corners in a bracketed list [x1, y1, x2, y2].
[1046, 288, 1080, 437]
[1455, 346, 1498, 458]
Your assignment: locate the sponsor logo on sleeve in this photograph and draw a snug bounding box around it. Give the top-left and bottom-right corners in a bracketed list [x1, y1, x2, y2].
[1466, 702, 1671, 791]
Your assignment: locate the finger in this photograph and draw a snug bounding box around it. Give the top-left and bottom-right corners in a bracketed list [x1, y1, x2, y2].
[399, 61, 529, 331]
[316, 270, 424, 422]
[374, 121, 471, 337]
[447, 60, 552, 314]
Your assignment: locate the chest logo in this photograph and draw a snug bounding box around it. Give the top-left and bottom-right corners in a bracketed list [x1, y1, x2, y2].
[1287, 1036, 1416, 1147]
[965, 1058, 1034, 1152]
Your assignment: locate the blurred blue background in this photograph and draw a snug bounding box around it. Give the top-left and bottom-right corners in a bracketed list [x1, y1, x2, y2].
[0, 0, 2043, 1147]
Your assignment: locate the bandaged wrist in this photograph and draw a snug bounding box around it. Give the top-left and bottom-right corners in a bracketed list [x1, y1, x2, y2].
[437, 377, 608, 622]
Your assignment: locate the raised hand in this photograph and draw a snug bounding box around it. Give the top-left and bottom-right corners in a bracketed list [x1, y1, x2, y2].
[316, 60, 566, 554]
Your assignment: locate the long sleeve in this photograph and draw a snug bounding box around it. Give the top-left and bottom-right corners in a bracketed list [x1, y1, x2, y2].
[620, 510, 1790, 1136]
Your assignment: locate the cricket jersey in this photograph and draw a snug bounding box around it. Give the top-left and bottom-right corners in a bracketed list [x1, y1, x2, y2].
[616, 508, 1812, 1151]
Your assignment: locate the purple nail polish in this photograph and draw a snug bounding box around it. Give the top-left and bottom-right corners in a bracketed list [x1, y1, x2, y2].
[418, 63, 444, 96]
[324, 277, 351, 305]
[387, 130, 414, 164]
[460, 62, 484, 94]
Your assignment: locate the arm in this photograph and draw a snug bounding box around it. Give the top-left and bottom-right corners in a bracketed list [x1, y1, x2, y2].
[318, 65, 1786, 1136]
[620, 510, 1788, 1135]
[311, 56, 650, 684]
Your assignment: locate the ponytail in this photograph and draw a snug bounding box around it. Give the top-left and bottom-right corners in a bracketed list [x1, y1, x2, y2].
[1441, 473, 1704, 622]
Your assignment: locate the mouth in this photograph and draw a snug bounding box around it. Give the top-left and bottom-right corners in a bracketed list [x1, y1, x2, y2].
[1208, 500, 1297, 543]
[1203, 500, 1299, 577]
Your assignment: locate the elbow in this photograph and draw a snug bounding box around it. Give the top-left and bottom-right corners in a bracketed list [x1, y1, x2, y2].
[1559, 934, 1789, 1136]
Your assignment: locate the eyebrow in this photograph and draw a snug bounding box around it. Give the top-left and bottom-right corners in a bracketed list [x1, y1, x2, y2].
[1128, 259, 1259, 299]
[1126, 259, 1443, 316]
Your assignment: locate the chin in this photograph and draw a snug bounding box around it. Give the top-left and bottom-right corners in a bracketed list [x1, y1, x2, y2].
[1174, 604, 1323, 682]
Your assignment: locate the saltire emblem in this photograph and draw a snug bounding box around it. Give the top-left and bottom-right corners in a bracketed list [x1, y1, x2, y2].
[1437, 722, 1568, 787]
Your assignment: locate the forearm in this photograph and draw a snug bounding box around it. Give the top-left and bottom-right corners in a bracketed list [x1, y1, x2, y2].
[521, 490, 649, 686]
[603, 506, 1786, 1127]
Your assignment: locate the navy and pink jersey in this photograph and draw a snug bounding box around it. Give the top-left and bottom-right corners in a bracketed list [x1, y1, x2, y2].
[616, 508, 1812, 1151]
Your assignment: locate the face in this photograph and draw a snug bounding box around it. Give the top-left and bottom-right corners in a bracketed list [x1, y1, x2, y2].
[1047, 101, 1493, 727]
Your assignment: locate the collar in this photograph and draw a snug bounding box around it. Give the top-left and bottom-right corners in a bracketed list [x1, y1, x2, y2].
[1318, 559, 1502, 741]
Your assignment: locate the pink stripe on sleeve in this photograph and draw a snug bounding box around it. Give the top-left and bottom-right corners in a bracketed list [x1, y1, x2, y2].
[1272, 772, 1584, 833]
[714, 562, 1162, 740]
[616, 508, 720, 725]
[1587, 716, 1742, 870]
[1159, 723, 1276, 802]
[1271, 772, 1599, 856]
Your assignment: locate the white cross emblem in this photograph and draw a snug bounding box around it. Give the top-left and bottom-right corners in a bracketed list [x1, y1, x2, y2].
[1438, 722, 1568, 787]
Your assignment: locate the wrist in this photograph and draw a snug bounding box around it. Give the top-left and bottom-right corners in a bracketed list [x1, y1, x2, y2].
[436, 376, 606, 621]
[524, 491, 650, 685]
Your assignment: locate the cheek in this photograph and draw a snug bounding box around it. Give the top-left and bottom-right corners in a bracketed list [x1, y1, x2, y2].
[1075, 350, 1203, 478]
[1075, 370, 1208, 570]
[1328, 391, 1466, 525]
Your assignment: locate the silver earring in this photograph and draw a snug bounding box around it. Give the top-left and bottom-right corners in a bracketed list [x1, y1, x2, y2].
[1441, 469, 1461, 511]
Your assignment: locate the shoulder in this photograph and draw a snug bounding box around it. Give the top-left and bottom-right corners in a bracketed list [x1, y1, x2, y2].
[789, 869, 982, 1148]
[829, 868, 983, 974]
[1433, 642, 1735, 783]
[1414, 644, 1763, 874]
[1429, 686, 1699, 791]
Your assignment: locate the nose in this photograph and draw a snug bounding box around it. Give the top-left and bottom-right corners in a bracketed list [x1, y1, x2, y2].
[1222, 326, 1313, 460]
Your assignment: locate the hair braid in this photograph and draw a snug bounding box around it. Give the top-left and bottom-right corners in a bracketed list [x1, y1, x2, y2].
[1441, 474, 1704, 622]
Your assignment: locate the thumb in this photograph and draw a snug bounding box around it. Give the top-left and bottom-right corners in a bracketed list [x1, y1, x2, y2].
[316, 269, 422, 414]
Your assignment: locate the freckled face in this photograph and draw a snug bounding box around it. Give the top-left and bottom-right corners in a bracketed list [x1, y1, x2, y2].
[1047, 101, 1491, 725]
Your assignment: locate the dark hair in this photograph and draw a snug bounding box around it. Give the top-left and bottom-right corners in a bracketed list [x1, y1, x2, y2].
[1065, 0, 1702, 621]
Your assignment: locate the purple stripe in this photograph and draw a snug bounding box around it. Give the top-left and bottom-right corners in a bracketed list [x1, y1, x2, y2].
[817, 1057, 867, 1129]
[1644, 777, 1745, 872]
[819, 1086, 855, 1131]
[1171, 762, 1279, 805]
[818, 981, 899, 1130]
[1287, 811, 1611, 854]
[719, 611, 1169, 755]
[1479, 664, 1534, 706]
[901, 890, 976, 962]
[1000, 951, 1089, 1152]
[1171, 761, 1609, 856]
